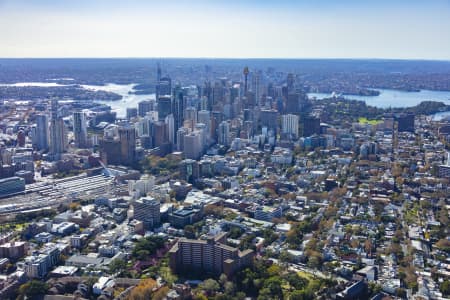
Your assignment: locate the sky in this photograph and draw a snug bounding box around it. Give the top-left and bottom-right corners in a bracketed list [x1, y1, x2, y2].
[0, 0, 449, 60]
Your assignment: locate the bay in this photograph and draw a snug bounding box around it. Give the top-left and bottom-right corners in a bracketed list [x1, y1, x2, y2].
[307, 89, 450, 108]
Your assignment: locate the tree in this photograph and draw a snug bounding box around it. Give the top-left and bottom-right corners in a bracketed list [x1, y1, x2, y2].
[284, 272, 309, 290]
[69, 202, 80, 211]
[257, 288, 275, 300]
[132, 236, 165, 260]
[290, 289, 313, 300]
[368, 282, 382, 297]
[109, 258, 127, 274]
[184, 225, 196, 238]
[279, 250, 293, 266]
[229, 226, 244, 239]
[193, 293, 208, 300]
[395, 288, 406, 298]
[440, 280, 450, 296]
[307, 255, 321, 275]
[224, 281, 235, 295]
[128, 278, 157, 300]
[219, 273, 228, 287]
[263, 277, 283, 299]
[18, 280, 48, 299]
[152, 286, 170, 300]
[435, 239, 450, 253]
[200, 279, 220, 296]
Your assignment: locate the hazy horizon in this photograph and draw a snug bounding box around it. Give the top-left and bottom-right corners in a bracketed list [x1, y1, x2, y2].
[1, 0, 450, 60]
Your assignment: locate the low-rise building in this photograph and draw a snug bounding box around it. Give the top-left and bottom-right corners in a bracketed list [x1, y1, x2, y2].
[169, 233, 254, 277]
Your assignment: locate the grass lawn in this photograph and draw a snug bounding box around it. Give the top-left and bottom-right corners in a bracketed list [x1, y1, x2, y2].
[297, 270, 314, 280]
[0, 222, 28, 232]
[358, 117, 382, 125]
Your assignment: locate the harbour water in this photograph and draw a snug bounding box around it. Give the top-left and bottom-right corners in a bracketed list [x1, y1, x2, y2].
[307, 88, 450, 108]
[81, 84, 155, 118]
[2, 82, 450, 119]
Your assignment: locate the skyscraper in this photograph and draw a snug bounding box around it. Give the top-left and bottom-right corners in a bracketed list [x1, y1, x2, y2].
[183, 132, 202, 160]
[73, 111, 87, 148]
[119, 125, 136, 165]
[172, 85, 185, 134]
[35, 114, 49, 151]
[251, 71, 262, 107]
[243, 66, 249, 94]
[126, 108, 138, 119]
[185, 107, 197, 126]
[197, 110, 211, 138]
[176, 127, 189, 152]
[138, 100, 153, 117]
[156, 63, 162, 100]
[157, 95, 172, 121]
[260, 109, 278, 134]
[287, 73, 295, 93]
[282, 114, 299, 139]
[159, 76, 172, 96]
[302, 115, 321, 137]
[49, 100, 66, 158]
[218, 121, 230, 146]
[151, 121, 168, 148]
[286, 93, 306, 114]
[165, 114, 175, 144]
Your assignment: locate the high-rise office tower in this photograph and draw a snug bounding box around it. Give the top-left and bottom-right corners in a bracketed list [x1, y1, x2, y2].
[218, 121, 230, 146]
[195, 123, 207, 151]
[165, 114, 175, 144]
[302, 115, 321, 137]
[212, 81, 224, 107]
[157, 96, 172, 121]
[136, 118, 150, 137]
[99, 138, 121, 165]
[286, 93, 301, 114]
[260, 109, 278, 134]
[35, 114, 49, 151]
[159, 76, 172, 96]
[119, 125, 136, 165]
[202, 81, 213, 110]
[145, 111, 159, 123]
[200, 96, 209, 111]
[282, 114, 299, 139]
[172, 85, 185, 134]
[138, 100, 153, 117]
[176, 127, 189, 151]
[197, 110, 211, 136]
[287, 73, 295, 93]
[49, 118, 66, 156]
[49, 100, 66, 157]
[185, 107, 197, 125]
[243, 67, 249, 94]
[211, 111, 223, 141]
[183, 132, 202, 160]
[151, 121, 168, 148]
[73, 111, 87, 148]
[395, 113, 415, 133]
[156, 63, 162, 100]
[133, 197, 160, 229]
[126, 108, 138, 120]
[251, 71, 262, 106]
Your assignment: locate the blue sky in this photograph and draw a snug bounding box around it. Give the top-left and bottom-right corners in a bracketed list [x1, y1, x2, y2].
[0, 0, 449, 59]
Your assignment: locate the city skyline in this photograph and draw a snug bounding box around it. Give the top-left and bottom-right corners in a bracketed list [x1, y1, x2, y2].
[1, 0, 450, 60]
